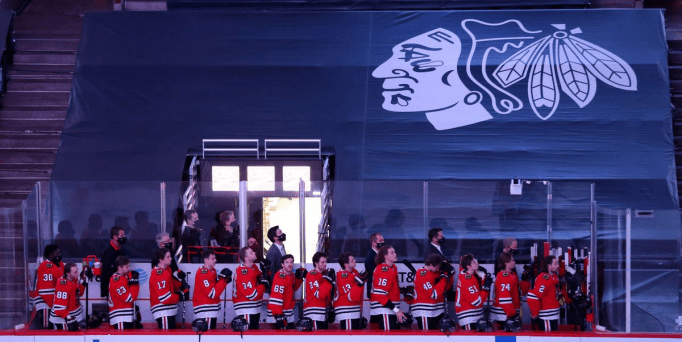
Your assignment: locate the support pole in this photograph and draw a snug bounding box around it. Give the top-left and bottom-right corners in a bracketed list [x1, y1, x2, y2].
[160, 182, 166, 234]
[239, 181, 248, 249]
[590, 183, 599, 328]
[547, 181, 552, 243]
[625, 208, 631, 333]
[299, 179, 306, 265]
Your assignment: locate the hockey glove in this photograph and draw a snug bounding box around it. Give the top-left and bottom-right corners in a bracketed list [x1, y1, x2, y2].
[440, 261, 455, 276]
[258, 275, 270, 287]
[173, 270, 187, 281]
[274, 315, 287, 329]
[295, 268, 308, 280]
[355, 270, 368, 286]
[322, 269, 335, 284]
[128, 271, 140, 286]
[219, 268, 233, 284]
[481, 274, 493, 292]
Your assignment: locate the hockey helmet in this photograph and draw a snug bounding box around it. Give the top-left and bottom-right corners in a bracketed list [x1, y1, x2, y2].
[231, 316, 249, 332]
[503, 317, 522, 332]
[476, 318, 494, 332]
[438, 317, 457, 333]
[192, 319, 209, 334]
[296, 317, 314, 331]
[400, 312, 414, 328]
[87, 313, 103, 328]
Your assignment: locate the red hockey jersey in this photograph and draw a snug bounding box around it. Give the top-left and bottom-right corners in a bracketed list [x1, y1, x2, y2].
[35, 260, 65, 310]
[267, 269, 302, 322]
[193, 266, 228, 318]
[370, 263, 401, 316]
[303, 269, 333, 321]
[149, 266, 180, 319]
[49, 276, 85, 324]
[455, 271, 487, 326]
[410, 267, 447, 318]
[333, 269, 364, 320]
[527, 272, 561, 321]
[232, 263, 265, 316]
[108, 272, 139, 325]
[491, 270, 521, 321]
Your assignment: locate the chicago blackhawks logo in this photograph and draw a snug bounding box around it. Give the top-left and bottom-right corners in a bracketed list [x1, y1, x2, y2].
[373, 20, 636, 130]
[381, 266, 389, 272]
[241, 268, 248, 275]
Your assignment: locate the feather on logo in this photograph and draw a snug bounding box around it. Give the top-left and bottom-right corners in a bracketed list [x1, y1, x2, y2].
[493, 24, 637, 120]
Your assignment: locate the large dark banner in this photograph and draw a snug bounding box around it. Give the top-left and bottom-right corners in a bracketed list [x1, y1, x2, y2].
[52, 10, 676, 331]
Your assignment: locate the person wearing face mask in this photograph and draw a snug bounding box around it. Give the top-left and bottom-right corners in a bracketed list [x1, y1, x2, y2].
[265, 226, 287, 275]
[152, 233, 187, 287]
[34, 244, 64, 328]
[494, 237, 518, 275]
[426, 228, 446, 258]
[364, 232, 384, 299]
[173, 210, 202, 263]
[101, 226, 127, 297]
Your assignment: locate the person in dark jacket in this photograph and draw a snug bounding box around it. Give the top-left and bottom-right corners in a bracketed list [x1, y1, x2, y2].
[100, 226, 127, 297]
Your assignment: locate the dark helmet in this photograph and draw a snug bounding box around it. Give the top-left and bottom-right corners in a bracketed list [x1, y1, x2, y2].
[231, 316, 249, 332]
[400, 312, 414, 328]
[296, 317, 314, 331]
[503, 317, 522, 332]
[87, 313, 103, 328]
[438, 317, 457, 333]
[476, 318, 494, 332]
[192, 319, 209, 334]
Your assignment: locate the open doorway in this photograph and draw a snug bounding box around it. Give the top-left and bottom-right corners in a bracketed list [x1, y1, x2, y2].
[261, 197, 321, 264]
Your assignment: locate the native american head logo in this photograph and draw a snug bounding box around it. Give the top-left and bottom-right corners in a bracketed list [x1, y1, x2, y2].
[373, 20, 637, 130]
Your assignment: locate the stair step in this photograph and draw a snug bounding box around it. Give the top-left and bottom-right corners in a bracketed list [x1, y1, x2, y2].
[673, 94, 682, 109]
[0, 179, 48, 192]
[672, 79, 682, 94]
[13, 52, 77, 66]
[0, 149, 56, 164]
[0, 120, 65, 133]
[670, 50, 682, 66]
[0, 170, 51, 178]
[13, 38, 80, 52]
[671, 66, 682, 80]
[1, 93, 70, 107]
[8, 65, 74, 79]
[6, 79, 72, 93]
[0, 107, 67, 120]
[0, 135, 61, 149]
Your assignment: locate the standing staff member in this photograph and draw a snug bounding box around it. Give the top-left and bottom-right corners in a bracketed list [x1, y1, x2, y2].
[49, 262, 86, 330]
[101, 227, 127, 297]
[456, 254, 487, 330]
[411, 254, 448, 330]
[150, 248, 181, 329]
[35, 244, 64, 329]
[528, 255, 562, 331]
[108, 256, 139, 330]
[334, 252, 366, 330]
[233, 247, 268, 329]
[303, 252, 335, 330]
[364, 233, 384, 299]
[193, 250, 230, 330]
[265, 226, 287, 275]
[370, 245, 407, 331]
[491, 252, 521, 328]
[267, 254, 303, 329]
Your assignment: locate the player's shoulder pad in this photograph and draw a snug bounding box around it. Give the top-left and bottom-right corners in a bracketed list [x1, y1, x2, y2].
[341, 272, 348, 278]
[113, 274, 120, 282]
[420, 270, 427, 277]
[241, 268, 248, 275]
[465, 274, 472, 280]
[201, 268, 208, 274]
[309, 270, 317, 275]
[543, 274, 550, 280]
[279, 272, 286, 279]
[502, 272, 509, 277]
[381, 265, 389, 272]
[59, 278, 67, 285]
[156, 269, 163, 275]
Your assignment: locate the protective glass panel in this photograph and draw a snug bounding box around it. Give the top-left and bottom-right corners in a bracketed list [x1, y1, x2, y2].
[595, 206, 627, 332]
